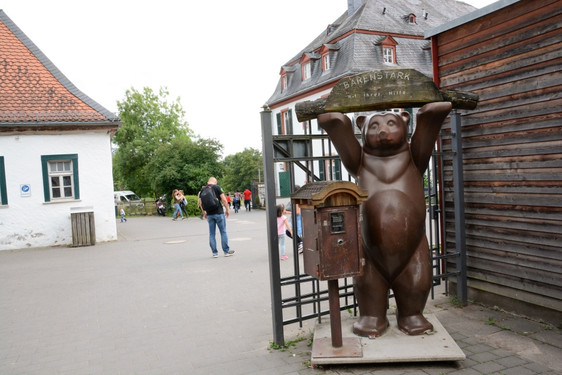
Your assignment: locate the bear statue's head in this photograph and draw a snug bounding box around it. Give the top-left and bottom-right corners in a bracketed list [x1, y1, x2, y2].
[356, 111, 410, 156]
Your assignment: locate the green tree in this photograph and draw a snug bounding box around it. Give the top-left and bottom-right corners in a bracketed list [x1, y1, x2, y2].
[222, 148, 263, 193]
[113, 87, 191, 196]
[146, 136, 224, 197]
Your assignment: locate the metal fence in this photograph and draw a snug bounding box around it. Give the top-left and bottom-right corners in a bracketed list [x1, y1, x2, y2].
[261, 108, 467, 345]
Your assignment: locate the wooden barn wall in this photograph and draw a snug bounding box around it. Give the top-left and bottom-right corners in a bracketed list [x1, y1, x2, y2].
[434, 0, 562, 319]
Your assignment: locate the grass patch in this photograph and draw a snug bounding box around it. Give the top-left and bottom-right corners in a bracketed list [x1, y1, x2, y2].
[268, 330, 312, 352]
[449, 295, 464, 308]
[485, 317, 511, 331]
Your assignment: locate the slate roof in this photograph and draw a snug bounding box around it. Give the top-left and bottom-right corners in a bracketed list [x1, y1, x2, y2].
[425, 0, 520, 38]
[0, 10, 119, 127]
[267, 0, 475, 106]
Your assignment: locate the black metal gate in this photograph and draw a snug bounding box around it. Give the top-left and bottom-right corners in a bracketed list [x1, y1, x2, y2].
[260, 108, 467, 345]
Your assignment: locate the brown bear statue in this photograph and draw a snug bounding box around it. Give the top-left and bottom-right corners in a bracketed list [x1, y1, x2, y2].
[317, 102, 452, 337]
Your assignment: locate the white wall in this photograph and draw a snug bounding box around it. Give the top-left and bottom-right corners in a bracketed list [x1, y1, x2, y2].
[0, 131, 118, 250]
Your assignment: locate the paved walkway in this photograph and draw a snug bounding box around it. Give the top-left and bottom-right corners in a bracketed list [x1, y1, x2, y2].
[0, 210, 560, 374]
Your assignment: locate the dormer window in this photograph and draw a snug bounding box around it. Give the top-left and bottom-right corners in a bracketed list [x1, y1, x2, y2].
[320, 44, 339, 73]
[300, 52, 320, 81]
[408, 13, 416, 24]
[383, 48, 395, 63]
[303, 62, 311, 80]
[279, 65, 296, 92]
[322, 53, 331, 71]
[281, 72, 288, 91]
[378, 36, 398, 64]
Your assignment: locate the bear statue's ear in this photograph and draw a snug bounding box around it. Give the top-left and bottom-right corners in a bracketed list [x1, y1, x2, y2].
[356, 115, 368, 130]
[400, 111, 411, 126]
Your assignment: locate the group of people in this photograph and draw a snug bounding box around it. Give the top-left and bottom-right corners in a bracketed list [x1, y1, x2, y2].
[171, 187, 253, 220]
[123, 180, 300, 261]
[224, 189, 252, 213]
[167, 181, 256, 258]
[172, 180, 301, 262]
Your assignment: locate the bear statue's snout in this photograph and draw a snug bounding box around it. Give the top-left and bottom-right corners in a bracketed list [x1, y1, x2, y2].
[376, 123, 391, 138]
[377, 128, 391, 142]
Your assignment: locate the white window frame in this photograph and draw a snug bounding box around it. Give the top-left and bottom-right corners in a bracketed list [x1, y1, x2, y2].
[41, 154, 80, 202]
[302, 62, 311, 81]
[49, 160, 74, 199]
[322, 53, 331, 71]
[383, 47, 395, 63]
[281, 74, 288, 91]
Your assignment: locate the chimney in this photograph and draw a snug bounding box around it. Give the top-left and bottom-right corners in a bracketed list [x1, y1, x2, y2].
[347, 0, 363, 16]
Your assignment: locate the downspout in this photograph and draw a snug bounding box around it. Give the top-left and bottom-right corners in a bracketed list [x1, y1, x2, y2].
[431, 36, 440, 86]
[431, 34, 447, 292]
[430, 35, 468, 306]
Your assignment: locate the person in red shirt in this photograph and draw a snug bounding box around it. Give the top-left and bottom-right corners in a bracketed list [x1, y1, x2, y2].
[243, 188, 252, 212]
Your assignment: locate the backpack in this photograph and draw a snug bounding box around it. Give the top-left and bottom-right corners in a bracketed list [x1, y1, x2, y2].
[200, 185, 221, 212]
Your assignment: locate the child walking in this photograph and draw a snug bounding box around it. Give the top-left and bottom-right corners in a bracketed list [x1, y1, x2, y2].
[119, 206, 127, 223]
[277, 204, 292, 260]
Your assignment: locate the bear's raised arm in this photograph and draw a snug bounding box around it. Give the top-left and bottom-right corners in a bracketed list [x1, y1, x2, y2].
[317, 112, 362, 177]
[410, 102, 452, 175]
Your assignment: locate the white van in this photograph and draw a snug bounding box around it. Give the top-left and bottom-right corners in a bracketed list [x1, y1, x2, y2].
[114, 190, 144, 209]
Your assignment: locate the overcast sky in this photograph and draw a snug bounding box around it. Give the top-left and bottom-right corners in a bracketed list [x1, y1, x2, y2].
[2, 0, 496, 156]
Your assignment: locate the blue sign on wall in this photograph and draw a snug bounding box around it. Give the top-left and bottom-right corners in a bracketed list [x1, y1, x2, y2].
[20, 184, 31, 197]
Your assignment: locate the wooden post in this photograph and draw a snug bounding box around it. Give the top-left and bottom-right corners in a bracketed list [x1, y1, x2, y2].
[328, 279, 343, 348]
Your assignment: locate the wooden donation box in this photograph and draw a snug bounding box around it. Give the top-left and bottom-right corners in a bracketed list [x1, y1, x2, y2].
[292, 181, 368, 352]
[291, 181, 368, 280]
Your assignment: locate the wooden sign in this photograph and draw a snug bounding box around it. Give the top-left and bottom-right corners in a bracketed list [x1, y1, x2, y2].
[295, 68, 478, 122]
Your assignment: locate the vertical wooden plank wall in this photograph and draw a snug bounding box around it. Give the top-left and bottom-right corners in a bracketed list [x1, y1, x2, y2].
[71, 212, 96, 247]
[435, 0, 561, 320]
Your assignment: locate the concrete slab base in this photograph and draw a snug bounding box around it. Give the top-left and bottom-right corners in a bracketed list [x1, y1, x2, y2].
[311, 314, 465, 365]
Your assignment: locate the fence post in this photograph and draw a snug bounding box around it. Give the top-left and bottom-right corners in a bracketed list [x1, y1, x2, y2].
[261, 106, 284, 345]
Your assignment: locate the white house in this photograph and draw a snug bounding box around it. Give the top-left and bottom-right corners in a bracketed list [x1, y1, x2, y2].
[0, 10, 121, 250]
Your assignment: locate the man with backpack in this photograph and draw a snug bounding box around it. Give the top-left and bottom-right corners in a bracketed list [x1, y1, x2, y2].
[198, 177, 235, 258]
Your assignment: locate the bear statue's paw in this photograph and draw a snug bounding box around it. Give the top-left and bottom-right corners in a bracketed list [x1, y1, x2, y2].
[397, 314, 434, 335]
[353, 316, 389, 338]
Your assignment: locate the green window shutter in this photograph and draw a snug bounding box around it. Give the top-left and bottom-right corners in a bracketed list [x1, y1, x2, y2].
[0, 156, 7, 205]
[318, 160, 325, 181]
[276, 113, 282, 135]
[72, 157, 80, 200]
[335, 159, 342, 180]
[41, 155, 51, 202]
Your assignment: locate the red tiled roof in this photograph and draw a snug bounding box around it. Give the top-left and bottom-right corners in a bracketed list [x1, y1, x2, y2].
[0, 10, 119, 125]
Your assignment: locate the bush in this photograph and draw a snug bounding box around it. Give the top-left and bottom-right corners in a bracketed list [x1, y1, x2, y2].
[185, 195, 202, 217]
